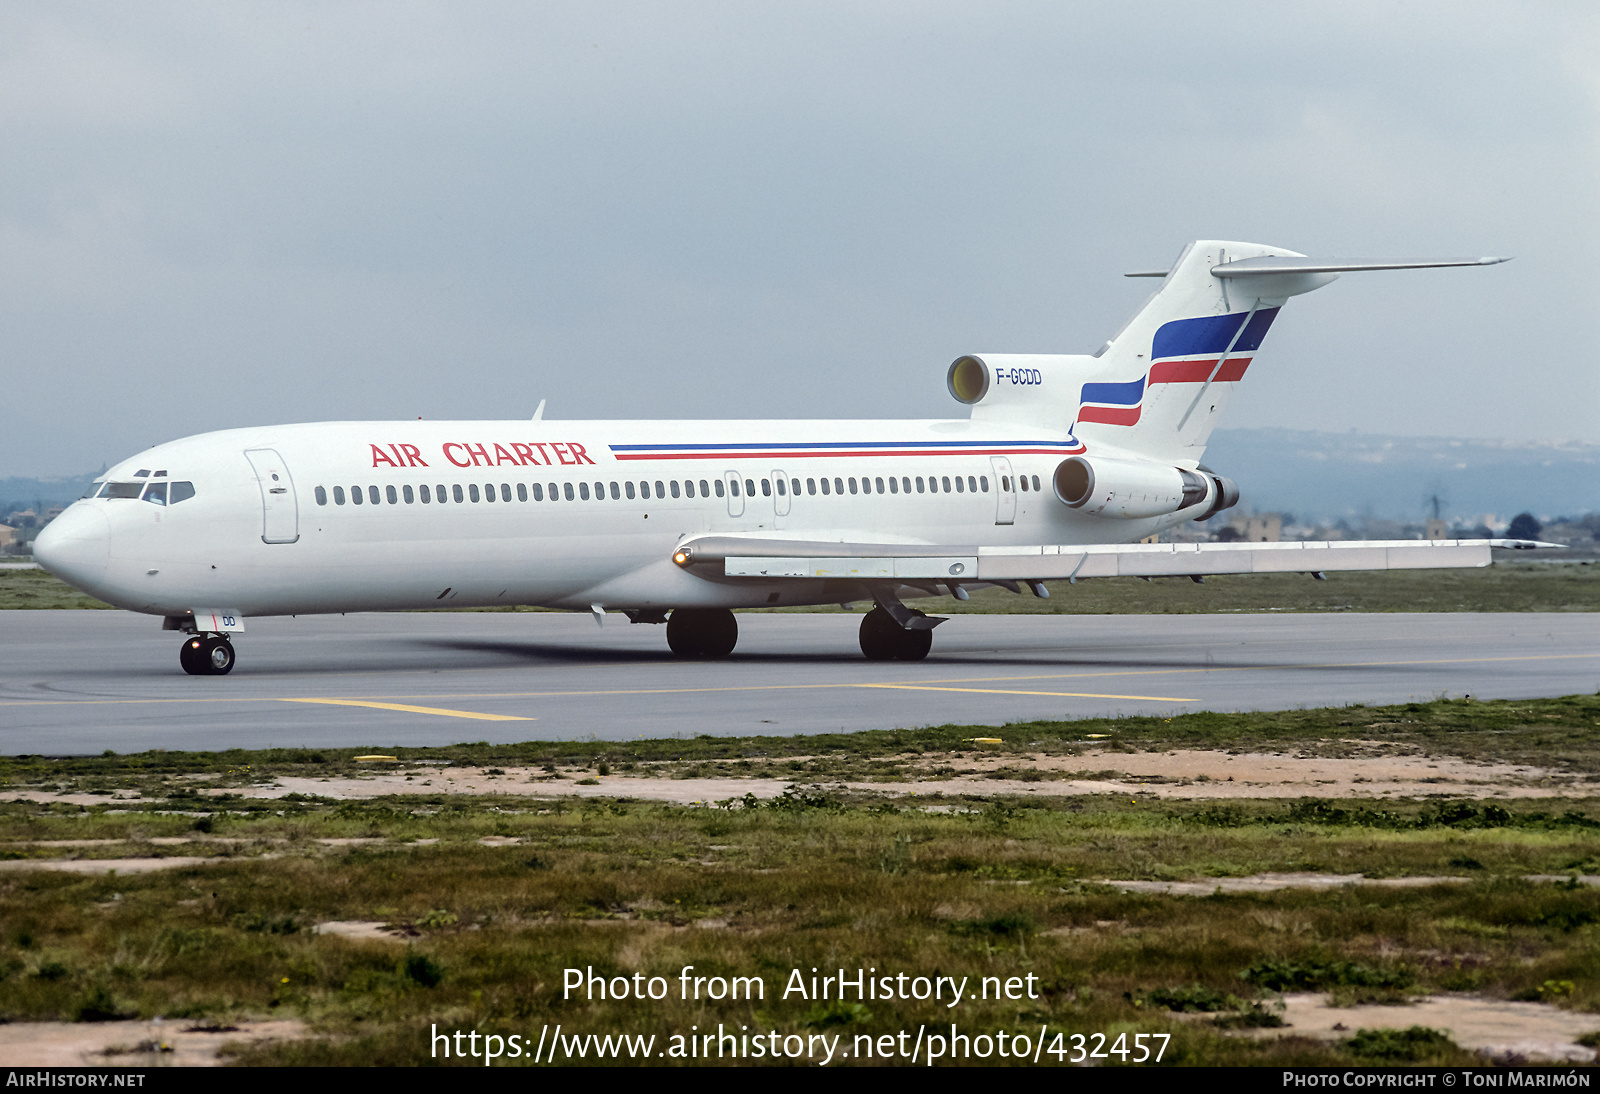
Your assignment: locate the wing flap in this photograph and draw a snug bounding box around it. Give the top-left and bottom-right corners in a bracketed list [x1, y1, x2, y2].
[681, 534, 1554, 582]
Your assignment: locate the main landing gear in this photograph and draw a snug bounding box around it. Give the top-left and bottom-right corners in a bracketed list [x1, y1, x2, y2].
[666, 608, 738, 658]
[179, 634, 235, 676]
[858, 605, 934, 661]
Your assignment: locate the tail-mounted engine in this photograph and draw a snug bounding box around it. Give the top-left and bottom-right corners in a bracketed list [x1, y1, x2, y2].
[1052, 455, 1238, 521]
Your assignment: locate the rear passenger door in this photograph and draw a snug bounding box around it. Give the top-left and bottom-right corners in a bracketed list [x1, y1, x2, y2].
[723, 470, 745, 517]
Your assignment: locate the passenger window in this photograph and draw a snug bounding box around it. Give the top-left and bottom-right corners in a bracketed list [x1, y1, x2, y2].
[807, 478, 816, 495]
[502, 484, 512, 502]
[352, 486, 364, 505]
[333, 486, 346, 505]
[564, 483, 574, 501]
[790, 478, 800, 495]
[1019, 475, 1029, 492]
[916, 476, 925, 493]
[142, 482, 168, 506]
[928, 477, 938, 493]
[453, 484, 464, 503]
[387, 485, 398, 504]
[888, 477, 897, 494]
[745, 479, 756, 496]
[834, 477, 844, 495]
[1032, 475, 1042, 492]
[848, 477, 858, 494]
[670, 480, 680, 498]
[941, 476, 952, 492]
[532, 483, 543, 501]
[610, 482, 620, 500]
[420, 485, 431, 503]
[369, 486, 380, 505]
[469, 484, 481, 502]
[315, 486, 327, 506]
[901, 477, 910, 493]
[404, 485, 415, 504]
[548, 483, 558, 501]
[761, 479, 771, 497]
[437, 484, 449, 503]
[700, 479, 710, 497]
[714, 479, 724, 497]
[820, 477, 830, 495]
[860, 477, 870, 494]
[955, 476, 964, 493]
[624, 481, 635, 499]
[775, 478, 785, 496]
[684, 480, 695, 498]
[729, 479, 740, 497]
[639, 481, 650, 499]
[483, 483, 495, 502]
[980, 476, 989, 492]
[875, 477, 885, 494]
[579, 482, 590, 500]
[594, 481, 604, 499]
[517, 483, 527, 502]
[656, 480, 666, 498]
[169, 481, 195, 504]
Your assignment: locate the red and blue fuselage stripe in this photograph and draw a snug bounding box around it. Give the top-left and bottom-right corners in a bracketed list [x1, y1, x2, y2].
[608, 439, 1086, 460]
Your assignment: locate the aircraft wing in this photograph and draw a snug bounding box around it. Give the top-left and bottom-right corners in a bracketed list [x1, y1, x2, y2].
[675, 535, 1559, 583]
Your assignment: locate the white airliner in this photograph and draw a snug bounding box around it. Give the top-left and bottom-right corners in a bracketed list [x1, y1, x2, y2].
[35, 240, 1540, 675]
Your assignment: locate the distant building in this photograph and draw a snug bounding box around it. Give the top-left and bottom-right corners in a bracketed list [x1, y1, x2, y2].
[0, 524, 12, 551]
[1230, 513, 1282, 542]
[1426, 518, 1447, 540]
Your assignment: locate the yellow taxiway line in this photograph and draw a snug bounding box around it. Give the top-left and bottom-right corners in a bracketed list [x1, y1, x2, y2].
[275, 698, 532, 722]
[857, 684, 1194, 702]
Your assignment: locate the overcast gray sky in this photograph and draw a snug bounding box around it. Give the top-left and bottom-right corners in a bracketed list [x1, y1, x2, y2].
[2, 1, 1595, 477]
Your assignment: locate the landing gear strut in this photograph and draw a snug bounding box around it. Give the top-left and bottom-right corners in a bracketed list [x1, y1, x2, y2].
[666, 608, 738, 658]
[179, 634, 235, 676]
[859, 606, 933, 661]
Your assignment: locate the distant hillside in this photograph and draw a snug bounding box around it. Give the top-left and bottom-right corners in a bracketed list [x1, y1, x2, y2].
[1203, 429, 1600, 524]
[0, 474, 98, 514]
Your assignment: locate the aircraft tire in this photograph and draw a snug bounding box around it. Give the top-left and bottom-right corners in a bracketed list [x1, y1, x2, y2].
[179, 637, 209, 675]
[894, 615, 933, 661]
[202, 636, 236, 675]
[858, 607, 899, 660]
[667, 609, 738, 658]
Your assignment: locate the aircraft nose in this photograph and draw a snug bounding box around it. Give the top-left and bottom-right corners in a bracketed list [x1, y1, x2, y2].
[32, 504, 111, 588]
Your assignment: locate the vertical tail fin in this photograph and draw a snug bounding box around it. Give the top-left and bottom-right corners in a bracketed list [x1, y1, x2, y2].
[1072, 240, 1315, 464]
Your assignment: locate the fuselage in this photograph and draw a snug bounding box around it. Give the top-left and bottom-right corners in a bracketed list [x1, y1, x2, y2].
[36, 417, 1183, 619]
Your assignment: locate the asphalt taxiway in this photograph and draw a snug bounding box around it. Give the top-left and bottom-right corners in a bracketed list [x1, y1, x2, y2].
[2, 610, 1597, 753]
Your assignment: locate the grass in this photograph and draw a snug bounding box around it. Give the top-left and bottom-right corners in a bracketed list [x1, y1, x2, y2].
[5, 558, 1599, 613]
[1, 694, 1599, 1066]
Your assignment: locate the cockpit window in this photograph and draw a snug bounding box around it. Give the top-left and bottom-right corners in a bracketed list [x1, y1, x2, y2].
[170, 482, 195, 504]
[142, 482, 168, 506]
[105, 482, 143, 499]
[83, 482, 106, 498]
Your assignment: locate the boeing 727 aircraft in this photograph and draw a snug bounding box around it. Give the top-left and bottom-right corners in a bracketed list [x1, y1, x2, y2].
[34, 240, 1536, 675]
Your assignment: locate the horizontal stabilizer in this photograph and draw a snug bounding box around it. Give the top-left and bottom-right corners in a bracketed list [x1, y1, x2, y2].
[1212, 256, 1510, 278]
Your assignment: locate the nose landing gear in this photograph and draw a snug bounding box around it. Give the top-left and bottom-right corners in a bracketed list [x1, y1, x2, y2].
[179, 634, 236, 675]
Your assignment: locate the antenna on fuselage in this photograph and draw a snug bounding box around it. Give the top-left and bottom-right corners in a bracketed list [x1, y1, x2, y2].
[532, 399, 546, 421]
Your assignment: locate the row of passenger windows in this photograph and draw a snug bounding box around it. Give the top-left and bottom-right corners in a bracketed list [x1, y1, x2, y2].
[312, 472, 1044, 508]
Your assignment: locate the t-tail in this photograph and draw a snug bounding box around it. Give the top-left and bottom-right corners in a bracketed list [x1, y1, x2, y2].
[948, 240, 1508, 467]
